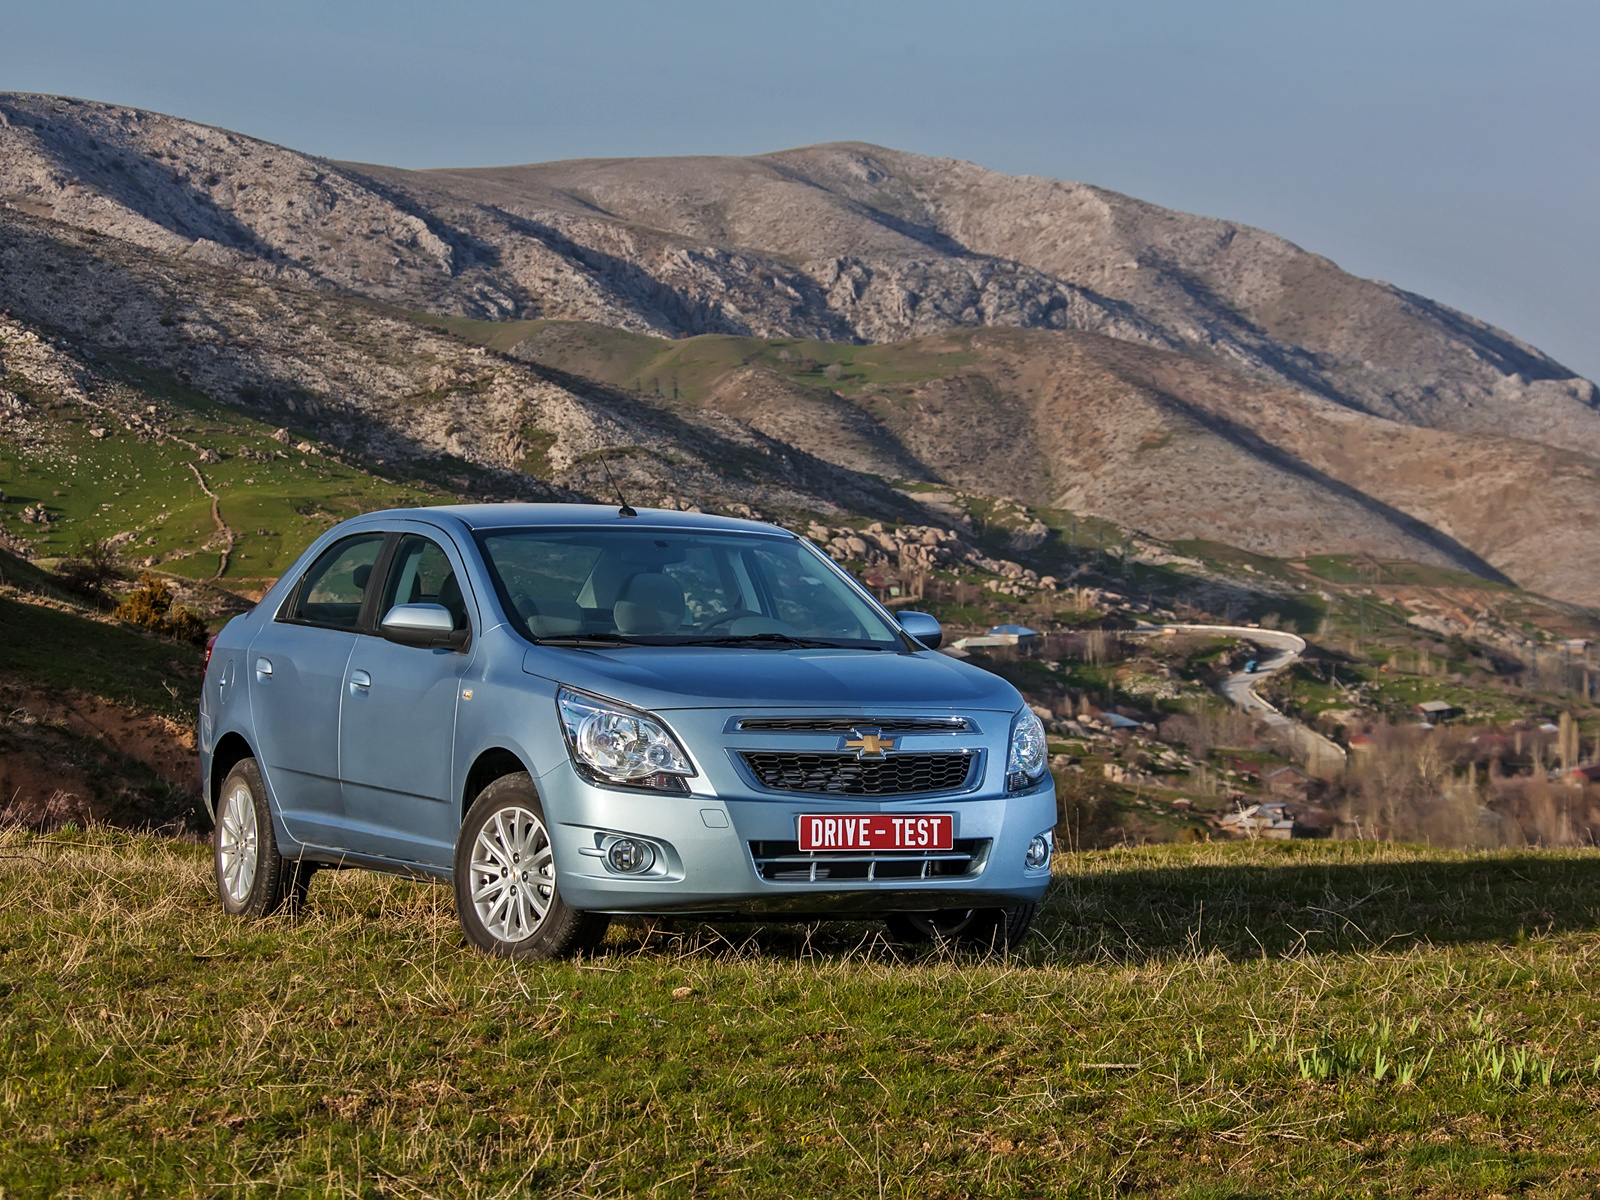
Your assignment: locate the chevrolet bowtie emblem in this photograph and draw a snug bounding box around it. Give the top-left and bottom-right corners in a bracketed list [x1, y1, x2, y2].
[843, 729, 896, 759]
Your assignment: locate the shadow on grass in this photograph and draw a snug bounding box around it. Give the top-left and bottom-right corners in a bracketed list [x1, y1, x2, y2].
[1031, 846, 1600, 964]
[587, 845, 1600, 966]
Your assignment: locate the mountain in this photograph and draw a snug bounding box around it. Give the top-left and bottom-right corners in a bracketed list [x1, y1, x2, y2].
[503, 322, 1600, 606]
[1, 93, 1597, 605]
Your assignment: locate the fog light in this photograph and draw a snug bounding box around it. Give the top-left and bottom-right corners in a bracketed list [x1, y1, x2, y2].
[607, 838, 655, 874]
[1025, 834, 1052, 871]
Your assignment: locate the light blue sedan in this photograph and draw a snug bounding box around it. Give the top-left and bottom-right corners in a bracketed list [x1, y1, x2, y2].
[200, 505, 1056, 957]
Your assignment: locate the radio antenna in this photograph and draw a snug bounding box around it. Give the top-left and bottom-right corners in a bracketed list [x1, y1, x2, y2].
[598, 449, 638, 518]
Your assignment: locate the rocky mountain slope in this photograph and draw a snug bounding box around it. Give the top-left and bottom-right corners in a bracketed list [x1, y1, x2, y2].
[0, 209, 942, 561]
[4, 93, 1593, 454]
[1, 92, 1597, 605]
[505, 322, 1600, 605]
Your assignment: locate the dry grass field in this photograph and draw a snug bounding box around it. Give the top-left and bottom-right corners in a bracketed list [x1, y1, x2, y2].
[4, 830, 1600, 1196]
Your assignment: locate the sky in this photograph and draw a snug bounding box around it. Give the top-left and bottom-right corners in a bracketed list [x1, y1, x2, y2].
[4, 0, 1597, 380]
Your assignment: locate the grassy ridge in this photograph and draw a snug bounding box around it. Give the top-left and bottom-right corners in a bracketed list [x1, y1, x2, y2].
[0, 360, 445, 585]
[4, 833, 1600, 1196]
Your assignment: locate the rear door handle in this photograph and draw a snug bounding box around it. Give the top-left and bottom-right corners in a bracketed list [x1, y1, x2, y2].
[349, 669, 372, 693]
[255, 657, 272, 681]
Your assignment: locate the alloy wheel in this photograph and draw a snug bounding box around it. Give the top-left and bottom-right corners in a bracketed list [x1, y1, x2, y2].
[469, 805, 554, 943]
[217, 784, 259, 903]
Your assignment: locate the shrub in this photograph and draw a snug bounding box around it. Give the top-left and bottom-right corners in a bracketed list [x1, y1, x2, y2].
[52, 537, 123, 601]
[115, 572, 208, 645]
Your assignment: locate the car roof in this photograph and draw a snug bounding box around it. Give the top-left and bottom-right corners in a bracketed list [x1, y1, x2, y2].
[357, 502, 793, 536]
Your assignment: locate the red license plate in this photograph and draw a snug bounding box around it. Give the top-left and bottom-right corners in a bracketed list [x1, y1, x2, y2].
[797, 813, 954, 852]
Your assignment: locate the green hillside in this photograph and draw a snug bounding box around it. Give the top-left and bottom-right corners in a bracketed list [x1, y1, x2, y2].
[1, 355, 448, 587]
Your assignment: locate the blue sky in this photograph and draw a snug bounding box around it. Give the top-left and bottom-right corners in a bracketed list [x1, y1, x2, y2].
[5, 0, 1597, 380]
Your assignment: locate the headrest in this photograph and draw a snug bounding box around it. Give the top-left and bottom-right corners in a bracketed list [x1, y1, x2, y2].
[352, 563, 373, 592]
[613, 572, 685, 635]
[518, 595, 584, 637]
[437, 573, 466, 628]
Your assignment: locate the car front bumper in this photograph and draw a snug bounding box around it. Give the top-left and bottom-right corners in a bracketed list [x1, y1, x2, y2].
[538, 761, 1056, 917]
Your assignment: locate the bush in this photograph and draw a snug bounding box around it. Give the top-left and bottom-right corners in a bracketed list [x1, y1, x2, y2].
[52, 537, 123, 601]
[114, 572, 208, 646]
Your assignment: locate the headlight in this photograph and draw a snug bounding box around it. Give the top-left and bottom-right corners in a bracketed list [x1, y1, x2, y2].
[1006, 707, 1048, 791]
[556, 687, 695, 792]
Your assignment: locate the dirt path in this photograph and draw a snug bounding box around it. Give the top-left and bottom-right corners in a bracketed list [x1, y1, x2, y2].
[186, 462, 234, 580]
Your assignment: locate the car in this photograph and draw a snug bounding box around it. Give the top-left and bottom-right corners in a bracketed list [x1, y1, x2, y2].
[200, 504, 1057, 958]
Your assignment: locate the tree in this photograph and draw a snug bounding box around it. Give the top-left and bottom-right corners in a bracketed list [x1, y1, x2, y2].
[1559, 711, 1579, 772]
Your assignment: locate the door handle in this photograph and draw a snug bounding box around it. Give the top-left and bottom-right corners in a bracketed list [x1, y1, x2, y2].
[255, 657, 272, 681]
[349, 669, 372, 693]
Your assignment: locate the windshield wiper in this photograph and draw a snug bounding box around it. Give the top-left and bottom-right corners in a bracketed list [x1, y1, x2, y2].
[670, 633, 869, 650]
[534, 632, 878, 650]
[531, 632, 640, 647]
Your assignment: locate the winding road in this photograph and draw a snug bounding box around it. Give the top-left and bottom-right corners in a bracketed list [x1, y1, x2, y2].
[1143, 624, 1347, 773]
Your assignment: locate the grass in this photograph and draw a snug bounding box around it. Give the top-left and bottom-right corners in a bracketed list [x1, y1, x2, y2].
[0, 595, 200, 723]
[5, 832, 1600, 1196]
[479, 320, 984, 408]
[0, 363, 445, 589]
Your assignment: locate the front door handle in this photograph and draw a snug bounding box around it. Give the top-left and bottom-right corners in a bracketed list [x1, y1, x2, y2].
[255, 657, 272, 681]
[349, 669, 372, 693]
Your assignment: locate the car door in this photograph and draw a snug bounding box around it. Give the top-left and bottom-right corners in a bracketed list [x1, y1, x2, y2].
[337, 529, 475, 866]
[248, 531, 387, 848]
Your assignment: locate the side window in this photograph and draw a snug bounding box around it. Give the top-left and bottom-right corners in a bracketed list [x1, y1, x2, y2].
[288, 534, 385, 629]
[380, 535, 469, 631]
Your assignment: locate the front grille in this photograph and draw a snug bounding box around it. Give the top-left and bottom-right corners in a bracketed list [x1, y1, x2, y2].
[735, 716, 972, 734]
[749, 838, 989, 882]
[739, 751, 978, 796]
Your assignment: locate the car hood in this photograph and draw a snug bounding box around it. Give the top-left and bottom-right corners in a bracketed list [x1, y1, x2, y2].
[522, 645, 1020, 712]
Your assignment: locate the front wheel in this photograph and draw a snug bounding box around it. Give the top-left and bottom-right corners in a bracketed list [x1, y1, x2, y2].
[453, 773, 610, 959]
[214, 757, 314, 918]
[884, 904, 1038, 952]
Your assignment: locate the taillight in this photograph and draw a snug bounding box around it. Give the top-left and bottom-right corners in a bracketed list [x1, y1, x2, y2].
[204, 634, 218, 671]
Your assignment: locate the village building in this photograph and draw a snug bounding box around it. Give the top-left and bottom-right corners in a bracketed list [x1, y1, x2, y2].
[1219, 802, 1297, 840]
[950, 624, 1041, 650]
[1265, 765, 1313, 799]
[1414, 700, 1461, 723]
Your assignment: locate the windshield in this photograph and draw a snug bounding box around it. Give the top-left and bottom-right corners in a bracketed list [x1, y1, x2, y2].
[477, 528, 904, 648]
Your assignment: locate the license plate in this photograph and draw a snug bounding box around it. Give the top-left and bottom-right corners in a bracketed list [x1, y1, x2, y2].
[797, 813, 954, 852]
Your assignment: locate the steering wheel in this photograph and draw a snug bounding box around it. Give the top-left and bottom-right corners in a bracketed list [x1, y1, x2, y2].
[693, 608, 765, 633]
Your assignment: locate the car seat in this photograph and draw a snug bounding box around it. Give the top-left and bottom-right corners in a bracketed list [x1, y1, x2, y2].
[517, 595, 585, 637]
[437, 573, 468, 631]
[613, 573, 685, 635]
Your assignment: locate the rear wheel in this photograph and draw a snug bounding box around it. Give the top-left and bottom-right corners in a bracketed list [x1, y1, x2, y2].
[214, 758, 314, 918]
[884, 904, 1038, 952]
[453, 773, 610, 959]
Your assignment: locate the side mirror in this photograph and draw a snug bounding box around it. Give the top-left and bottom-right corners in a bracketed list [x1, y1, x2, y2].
[381, 603, 469, 651]
[896, 610, 942, 650]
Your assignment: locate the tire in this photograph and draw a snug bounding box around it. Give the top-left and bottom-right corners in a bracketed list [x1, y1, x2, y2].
[884, 903, 1038, 952]
[214, 757, 315, 919]
[453, 772, 610, 960]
